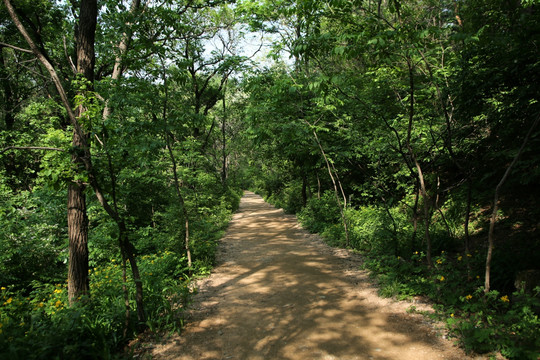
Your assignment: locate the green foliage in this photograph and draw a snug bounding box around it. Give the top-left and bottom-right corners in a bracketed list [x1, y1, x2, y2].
[298, 191, 341, 234]
[0, 187, 67, 289]
[0, 250, 192, 359]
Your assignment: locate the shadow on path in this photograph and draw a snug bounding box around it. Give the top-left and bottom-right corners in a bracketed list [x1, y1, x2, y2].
[151, 192, 473, 360]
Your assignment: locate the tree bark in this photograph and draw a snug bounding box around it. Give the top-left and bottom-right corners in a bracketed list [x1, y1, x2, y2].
[67, 180, 89, 302]
[66, 0, 97, 304]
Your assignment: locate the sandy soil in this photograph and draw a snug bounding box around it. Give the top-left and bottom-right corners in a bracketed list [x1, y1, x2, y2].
[147, 191, 491, 360]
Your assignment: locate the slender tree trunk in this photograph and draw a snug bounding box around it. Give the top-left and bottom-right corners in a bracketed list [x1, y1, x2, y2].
[158, 56, 193, 269]
[411, 183, 420, 253]
[464, 178, 472, 279]
[301, 173, 308, 207]
[406, 57, 432, 267]
[121, 252, 130, 337]
[307, 122, 350, 246]
[221, 89, 227, 186]
[118, 226, 146, 327]
[485, 115, 539, 293]
[166, 141, 192, 268]
[316, 172, 321, 199]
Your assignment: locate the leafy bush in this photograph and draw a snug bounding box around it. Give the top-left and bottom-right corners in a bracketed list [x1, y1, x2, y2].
[0, 251, 192, 360]
[363, 250, 540, 359]
[298, 191, 341, 234]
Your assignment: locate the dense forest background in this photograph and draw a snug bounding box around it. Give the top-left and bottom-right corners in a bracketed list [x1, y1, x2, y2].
[1, 0, 539, 359]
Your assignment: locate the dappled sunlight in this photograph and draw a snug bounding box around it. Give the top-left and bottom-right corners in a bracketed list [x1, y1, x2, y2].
[152, 192, 469, 360]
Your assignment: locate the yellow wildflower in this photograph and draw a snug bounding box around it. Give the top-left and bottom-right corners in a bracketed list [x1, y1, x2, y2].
[450, 313, 454, 317]
[466, 253, 472, 258]
[500, 295, 510, 303]
[5, 297, 13, 304]
[38, 302, 45, 308]
[1, 287, 6, 291]
[54, 289, 63, 294]
[457, 256, 462, 261]
[436, 259, 443, 264]
[439, 276, 445, 281]
[476, 275, 480, 279]
[55, 300, 63, 308]
[465, 294, 473, 300]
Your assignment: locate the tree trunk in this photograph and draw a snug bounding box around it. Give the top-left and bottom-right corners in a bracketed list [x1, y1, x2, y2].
[406, 57, 432, 267]
[166, 141, 192, 268]
[67, 179, 89, 303]
[121, 251, 130, 337]
[410, 183, 420, 254]
[66, 0, 97, 305]
[221, 89, 228, 186]
[301, 173, 308, 207]
[464, 179, 472, 279]
[0, 47, 15, 130]
[118, 226, 146, 327]
[316, 172, 321, 199]
[485, 115, 539, 293]
[307, 122, 350, 246]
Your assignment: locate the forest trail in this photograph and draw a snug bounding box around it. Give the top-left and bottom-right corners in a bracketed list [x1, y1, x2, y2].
[149, 191, 480, 360]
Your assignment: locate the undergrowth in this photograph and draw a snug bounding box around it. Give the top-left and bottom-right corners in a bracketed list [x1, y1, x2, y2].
[0, 189, 241, 359]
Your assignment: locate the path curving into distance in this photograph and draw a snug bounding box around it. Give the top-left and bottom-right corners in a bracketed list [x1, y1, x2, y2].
[150, 191, 486, 360]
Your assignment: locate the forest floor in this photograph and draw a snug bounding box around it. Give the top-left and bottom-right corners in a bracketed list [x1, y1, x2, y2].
[142, 191, 494, 360]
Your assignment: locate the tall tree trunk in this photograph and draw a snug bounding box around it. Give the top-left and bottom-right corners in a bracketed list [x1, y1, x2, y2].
[406, 57, 432, 267]
[3, 0, 147, 319]
[221, 88, 228, 186]
[157, 55, 193, 269]
[66, 0, 97, 304]
[306, 121, 350, 246]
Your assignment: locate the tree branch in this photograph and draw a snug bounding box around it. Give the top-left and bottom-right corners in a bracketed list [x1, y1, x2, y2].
[0, 42, 33, 54]
[3, 0, 87, 150]
[1, 146, 65, 155]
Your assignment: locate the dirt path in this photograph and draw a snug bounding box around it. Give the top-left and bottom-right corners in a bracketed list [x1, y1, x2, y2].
[149, 191, 483, 360]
